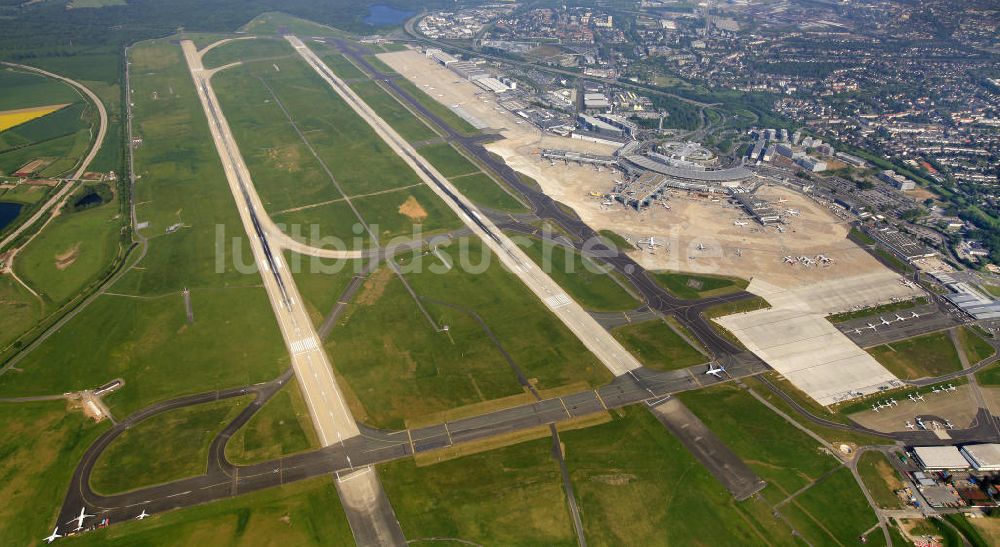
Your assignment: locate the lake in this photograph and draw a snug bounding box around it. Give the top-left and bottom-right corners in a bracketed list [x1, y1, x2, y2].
[0, 201, 23, 231]
[364, 4, 414, 27]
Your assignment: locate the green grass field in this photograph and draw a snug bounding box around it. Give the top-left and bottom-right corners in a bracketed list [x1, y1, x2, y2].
[611, 319, 707, 371]
[380, 437, 576, 545]
[868, 331, 963, 380]
[560, 406, 799, 545]
[321, 52, 369, 80]
[349, 80, 438, 142]
[0, 401, 107, 546]
[514, 235, 639, 312]
[679, 384, 840, 504]
[91, 396, 250, 494]
[351, 184, 464, 241]
[201, 37, 294, 69]
[326, 238, 609, 429]
[71, 477, 355, 545]
[286, 253, 363, 327]
[857, 450, 905, 508]
[0, 275, 42, 348]
[0, 67, 81, 111]
[649, 270, 748, 299]
[956, 326, 995, 364]
[14, 199, 121, 305]
[417, 143, 480, 178]
[451, 172, 528, 213]
[784, 467, 878, 545]
[226, 380, 319, 464]
[597, 229, 635, 251]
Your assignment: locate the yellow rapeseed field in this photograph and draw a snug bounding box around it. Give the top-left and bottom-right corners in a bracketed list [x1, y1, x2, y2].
[0, 103, 69, 132]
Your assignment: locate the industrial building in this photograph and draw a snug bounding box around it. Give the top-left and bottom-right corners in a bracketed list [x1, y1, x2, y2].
[878, 169, 916, 191]
[961, 444, 1000, 471]
[912, 446, 971, 470]
[932, 273, 1000, 320]
[577, 114, 625, 139]
[796, 156, 828, 172]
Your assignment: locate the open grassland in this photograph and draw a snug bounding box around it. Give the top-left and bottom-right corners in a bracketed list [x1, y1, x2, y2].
[91, 396, 250, 494]
[451, 172, 528, 212]
[514, 235, 639, 312]
[858, 450, 905, 509]
[201, 37, 294, 69]
[956, 326, 995, 364]
[0, 401, 107, 547]
[0, 103, 68, 132]
[14, 199, 121, 305]
[650, 270, 748, 300]
[352, 184, 464, 240]
[71, 477, 355, 546]
[611, 319, 707, 371]
[321, 52, 369, 80]
[0, 40, 291, 415]
[561, 406, 800, 546]
[783, 467, 878, 546]
[417, 142, 480, 178]
[326, 239, 609, 429]
[350, 80, 438, 142]
[226, 380, 319, 464]
[0, 103, 84, 153]
[380, 437, 577, 546]
[242, 11, 353, 39]
[868, 331, 963, 380]
[679, 384, 840, 504]
[0, 68, 81, 111]
[0, 275, 42, 348]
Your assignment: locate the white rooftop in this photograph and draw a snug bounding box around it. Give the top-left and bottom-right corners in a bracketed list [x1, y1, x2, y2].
[961, 444, 1000, 470]
[913, 446, 971, 470]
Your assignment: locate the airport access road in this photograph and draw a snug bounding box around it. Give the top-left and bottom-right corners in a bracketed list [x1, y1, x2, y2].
[0, 62, 109, 252]
[288, 35, 643, 377]
[182, 40, 360, 445]
[333, 39, 761, 367]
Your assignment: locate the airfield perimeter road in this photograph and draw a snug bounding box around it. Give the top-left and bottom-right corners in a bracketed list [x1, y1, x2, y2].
[287, 35, 644, 378]
[332, 39, 755, 367]
[181, 40, 360, 446]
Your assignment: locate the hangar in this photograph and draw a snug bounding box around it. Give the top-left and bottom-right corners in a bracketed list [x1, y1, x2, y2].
[960, 444, 1000, 471]
[912, 446, 971, 470]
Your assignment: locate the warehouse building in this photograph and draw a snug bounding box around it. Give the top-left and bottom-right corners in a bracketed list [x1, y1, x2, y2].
[912, 446, 972, 470]
[961, 444, 1000, 471]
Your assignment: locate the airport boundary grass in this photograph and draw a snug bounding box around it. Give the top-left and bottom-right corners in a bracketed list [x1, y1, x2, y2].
[867, 330, 964, 380]
[226, 379, 319, 465]
[857, 450, 906, 508]
[597, 229, 635, 251]
[956, 325, 995, 364]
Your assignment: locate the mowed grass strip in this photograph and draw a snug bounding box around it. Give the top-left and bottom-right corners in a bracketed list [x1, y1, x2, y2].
[69, 477, 355, 546]
[514, 235, 639, 312]
[956, 326, 995, 364]
[857, 450, 905, 509]
[611, 319, 707, 371]
[679, 384, 840, 504]
[451, 172, 528, 213]
[225, 379, 319, 464]
[560, 406, 800, 546]
[867, 331, 963, 380]
[0, 401, 107, 547]
[379, 437, 577, 546]
[786, 467, 879, 546]
[91, 396, 251, 494]
[650, 270, 748, 300]
[417, 142, 480, 178]
[350, 80, 438, 142]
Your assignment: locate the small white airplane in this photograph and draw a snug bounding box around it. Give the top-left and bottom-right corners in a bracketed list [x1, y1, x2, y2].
[879, 317, 892, 326]
[705, 363, 726, 379]
[785, 208, 800, 216]
[783, 256, 796, 264]
[888, 398, 898, 407]
[910, 311, 920, 319]
[637, 236, 664, 248]
[734, 220, 748, 226]
[894, 313, 907, 322]
[916, 417, 927, 430]
[776, 198, 789, 203]
[696, 243, 707, 251]
[136, 509, 150, 520]
[946, 384, 957, 392]
[816, 254, 833, 264]
[944, 419, 954, 429]
[853, 328, 863, 335]
[932, 386, 942, 394]
[866, 323, 878, 331]
[905, 421, 915, 430]
[43, 527, 61, 544]
[67, 507, 94, 532]
[872, 404, 880, 413]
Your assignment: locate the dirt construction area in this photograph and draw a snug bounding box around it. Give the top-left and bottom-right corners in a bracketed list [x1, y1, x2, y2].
[378, 49, 925, 406]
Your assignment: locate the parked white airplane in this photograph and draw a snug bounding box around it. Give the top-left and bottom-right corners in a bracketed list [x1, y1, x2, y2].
[816, 254, 833, 264]
[946, 384, 957, 392]
[916, 417, 927, 429]
[705, 363, 726, 379]
[910, 311, 920, 319]
[637, 236, 664, 248]
[932, 386, 942, 394]
[136, 509, 150, 520]
[880, 317, 893, 326]
[853, 328, 863, 335]
[905, 421, 915, 430]
[734, 220, 748, 226]
[783, 256, 796, 264]
[43, 527, 61, 544]
[696, 243, 707, 251]
[872, 404, 880, 413]
[785, 208, 800, 216]
[944, 419, 954, 429]
[866, 323, 878, 331]
[67, 507, 94, 532]
[894, 313, 907, 322]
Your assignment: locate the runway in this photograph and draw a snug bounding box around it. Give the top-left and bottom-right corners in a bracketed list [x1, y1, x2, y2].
[182, 40, 359, 446]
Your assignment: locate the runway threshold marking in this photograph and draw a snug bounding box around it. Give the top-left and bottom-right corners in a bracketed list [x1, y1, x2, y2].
[558, 397, 572, 418]
[594, 390, 609, 411]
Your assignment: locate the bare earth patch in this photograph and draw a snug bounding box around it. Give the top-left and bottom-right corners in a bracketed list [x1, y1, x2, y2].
[398, 195, 427, 222]
[54, 242, 81, 270]
[355, 266, 392, 306]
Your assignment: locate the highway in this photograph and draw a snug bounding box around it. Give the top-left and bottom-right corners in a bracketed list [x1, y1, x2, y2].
[181, 40, 360, 445]
[0, 62, 109, 253]
[287, 35, 644, 378]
